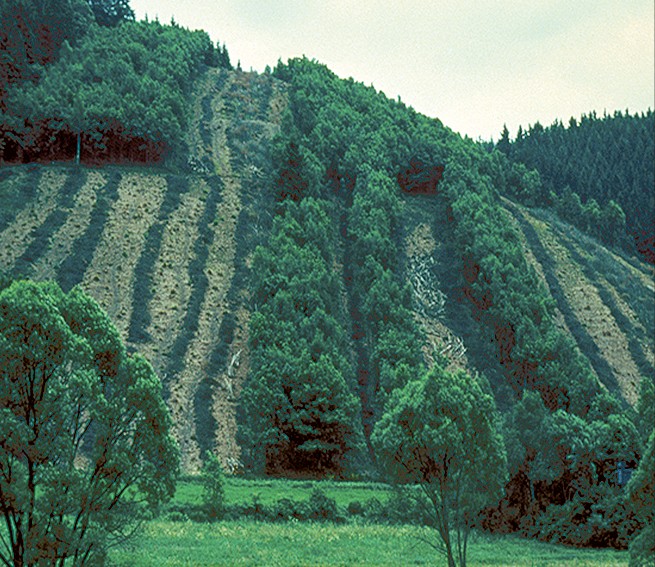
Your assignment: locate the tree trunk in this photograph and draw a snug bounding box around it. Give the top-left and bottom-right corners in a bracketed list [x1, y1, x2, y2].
[76, 131, 81, 165]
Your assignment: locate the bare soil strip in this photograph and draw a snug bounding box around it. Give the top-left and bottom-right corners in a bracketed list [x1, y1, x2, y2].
[138, 184, 205, 374]
[81, 173, 166, 338]
[522, 210, 641, 405]
[0, 170, 65, 272]
[31, 171, 105, 281]
[168, 69, 242, 472]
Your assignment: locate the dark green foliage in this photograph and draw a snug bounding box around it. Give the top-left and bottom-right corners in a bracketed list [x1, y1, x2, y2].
[0, 280, 178, 565]
[530, 484, 639, 548]
[200, 452, 225, 521]
[88, 0, 134, 27]
[0, 165, 41, 233]
[373, 364, 507, 567]
[2, 19, 228, 163]
[239, 198, 362, 477]
[57, 169, 121, 291]
[627, 431, 655, 566]
[11, 167, 87, 278]
[499, 111, 655, 262]
[0, 0, 93, 111]
[128, 174, 189, 344]
[163, 176, 222, 396]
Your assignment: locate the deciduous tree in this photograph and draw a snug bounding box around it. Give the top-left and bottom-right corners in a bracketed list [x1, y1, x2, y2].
[0, 280, 178, 565]
[372, 365, 507, 567]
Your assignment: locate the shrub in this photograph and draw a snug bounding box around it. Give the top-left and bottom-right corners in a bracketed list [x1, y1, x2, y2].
[201, 452, 226, 521]
[307, 488, 343, 523]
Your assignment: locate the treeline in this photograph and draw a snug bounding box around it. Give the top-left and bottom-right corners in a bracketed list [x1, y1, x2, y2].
[496, 110, 654, 261]
[0, 0, 232, 164]
[237, 57, 650, 553]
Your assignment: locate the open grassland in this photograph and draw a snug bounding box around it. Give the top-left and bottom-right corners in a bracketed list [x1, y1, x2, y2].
[109, 521, 628, 566]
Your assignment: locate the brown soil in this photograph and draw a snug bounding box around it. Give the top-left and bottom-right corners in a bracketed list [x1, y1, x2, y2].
[0, 170, 65, 272]
[31, 171, 104, 281]
[80, 173, 166, 337]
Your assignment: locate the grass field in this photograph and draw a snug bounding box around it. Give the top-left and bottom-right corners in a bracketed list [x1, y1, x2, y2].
[109, 520, 629, 566]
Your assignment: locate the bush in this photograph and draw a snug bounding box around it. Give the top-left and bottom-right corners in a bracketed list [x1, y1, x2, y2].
[201, 452, 226, 521]
[531, 485, 640, 549]
[307, 488, 343, 523]
[629, 522, 655, 567]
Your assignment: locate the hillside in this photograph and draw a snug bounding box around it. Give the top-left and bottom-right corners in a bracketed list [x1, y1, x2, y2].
[1, 64, 652, 474]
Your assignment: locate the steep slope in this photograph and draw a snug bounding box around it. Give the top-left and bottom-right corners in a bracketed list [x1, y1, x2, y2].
[1, 64, 652, 473]
[0, 67, 286, 473]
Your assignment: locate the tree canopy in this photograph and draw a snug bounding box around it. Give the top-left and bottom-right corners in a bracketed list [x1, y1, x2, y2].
[372, 364, 507, 567]
[0, 280, 178, 565]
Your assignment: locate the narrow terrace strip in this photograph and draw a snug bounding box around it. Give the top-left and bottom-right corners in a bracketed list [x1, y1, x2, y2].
[11, 168, 87, 278]
[127, 174, 190, 344]
[138, 186, 205, 376]
[553, 227, 655, 383]
[81, 173, 167, 338]
[504, 201, 622, 399]
[31, 172, 104, 282]
[0, 167, 41, 233]
[57, 170, 122, 292]
[0, 170, 65, 272]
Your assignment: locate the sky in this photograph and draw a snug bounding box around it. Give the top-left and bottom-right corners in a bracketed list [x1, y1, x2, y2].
[130, 0, 654, 141]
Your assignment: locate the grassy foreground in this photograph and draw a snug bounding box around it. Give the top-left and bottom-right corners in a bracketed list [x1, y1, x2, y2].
[109, 520, 628, 566]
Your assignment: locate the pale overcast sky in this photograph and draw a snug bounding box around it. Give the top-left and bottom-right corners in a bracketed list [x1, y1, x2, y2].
[130, 0, 654, 141]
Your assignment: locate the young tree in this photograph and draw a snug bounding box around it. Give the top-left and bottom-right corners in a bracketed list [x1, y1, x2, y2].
[201, 452, 225, 521]
[372, 365, 507, 567]
[0, 280, 178, 565]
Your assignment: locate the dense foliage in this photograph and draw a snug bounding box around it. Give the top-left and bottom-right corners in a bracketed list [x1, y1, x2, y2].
[497, 111, 654, 261]
[1, 15, 231, 164]
[0, 280, 178, 565]
[373, 365, 507, 567]
[239, 197, 363, 476]
[236, 57, 642, 549]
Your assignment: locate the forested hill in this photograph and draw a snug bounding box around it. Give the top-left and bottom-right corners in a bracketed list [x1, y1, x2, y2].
[1, 7, 654, 549]
[495, 111, 655, 262]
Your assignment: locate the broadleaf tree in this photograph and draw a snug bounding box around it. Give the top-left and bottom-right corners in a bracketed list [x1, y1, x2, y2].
[0, 280, 178, 565]
[372, 365, 507, 567]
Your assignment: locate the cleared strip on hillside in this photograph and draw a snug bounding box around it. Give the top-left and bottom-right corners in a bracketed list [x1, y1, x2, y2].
[31, 172, 104, 282]
[57, 170, 122, 292]
[514, 204, 640, 405]
[0, 170, 65, 272]
[164, 174, 224, 472]
[0, 167, 41, 234]
[81, 173, 167, 337]
[552, 227, 655, 382]
[504, 202, 620, 397]
[138, 185, 205, 375]
[128, 174, 190, 344]
[11, 168, 88, 279]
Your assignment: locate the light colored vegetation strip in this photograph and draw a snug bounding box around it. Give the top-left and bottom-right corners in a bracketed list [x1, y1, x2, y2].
[138, 185, 205, 374]
[81, 173, 166, 338]
[169, 70, 241, 473]
[0, 170, 65, 272]
[500, 200, 572, 337]
[405, 222, 471, 372]
[31, 171, 105, 281]
[529, 213, 641, 405]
